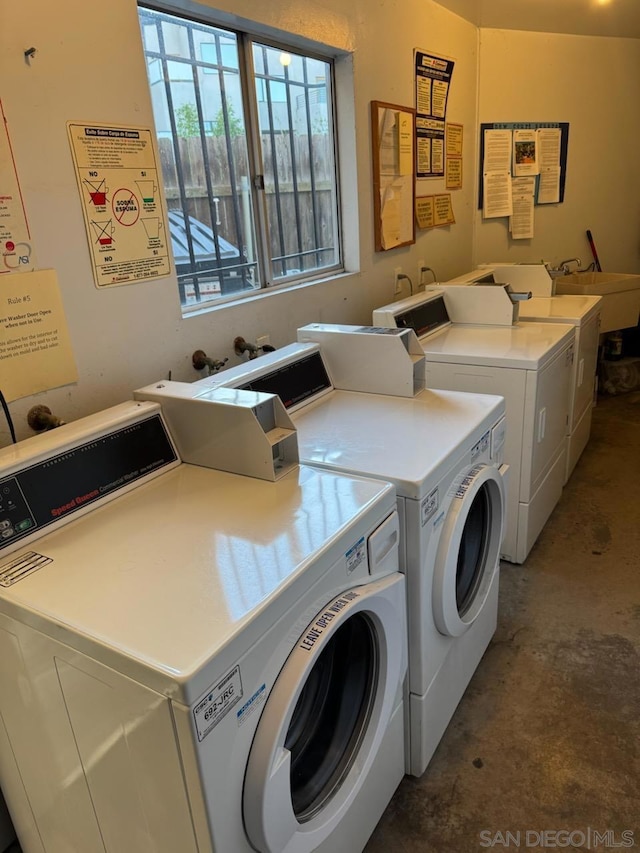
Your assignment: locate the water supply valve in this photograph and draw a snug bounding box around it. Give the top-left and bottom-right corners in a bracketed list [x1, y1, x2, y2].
[192, 350, 228, 375]
[234, 336, 276, 360]
[27, 405, 66, 432]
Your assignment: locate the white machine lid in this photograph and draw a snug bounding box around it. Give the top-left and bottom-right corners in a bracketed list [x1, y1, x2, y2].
[420, 321, 575, 369]
[517, 294, 602, 325]
[294, 388, 504, 499]
[0, 463, 394, 704]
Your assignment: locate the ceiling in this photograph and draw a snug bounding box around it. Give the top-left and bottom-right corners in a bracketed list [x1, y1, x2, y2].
[433, 0, 640, 39]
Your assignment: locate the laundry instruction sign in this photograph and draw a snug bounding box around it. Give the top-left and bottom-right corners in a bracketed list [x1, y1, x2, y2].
[67, 122, 171, 288]
[0, 269, 78, 401]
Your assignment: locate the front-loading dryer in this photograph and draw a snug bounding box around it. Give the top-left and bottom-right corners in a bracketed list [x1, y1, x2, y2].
[515, 295, 601, 482]
[0, 399, 406, 853]
[137, 330, 507, 777]
[374, 289, 575, 564]
[446, 266, 602, 483]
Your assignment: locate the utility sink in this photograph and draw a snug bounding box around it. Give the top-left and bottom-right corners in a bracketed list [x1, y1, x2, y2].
[554, 271, 640, 333]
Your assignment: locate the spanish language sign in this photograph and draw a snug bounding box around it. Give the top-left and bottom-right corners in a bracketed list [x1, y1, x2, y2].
[1, 100, 35, 275]
[0, 269, 78, 401]
[67, 122, 170, 288]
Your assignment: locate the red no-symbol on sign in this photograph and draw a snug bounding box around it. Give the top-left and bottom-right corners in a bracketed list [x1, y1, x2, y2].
[112, 188, 140, 226]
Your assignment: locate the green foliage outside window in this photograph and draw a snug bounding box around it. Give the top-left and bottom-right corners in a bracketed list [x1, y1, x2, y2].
[175, 101, 243, 138]
[175, 103, 200, 138]
[210, 101, 244, 137]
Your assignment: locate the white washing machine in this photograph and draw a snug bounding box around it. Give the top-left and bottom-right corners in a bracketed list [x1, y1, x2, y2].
[446, 266, 602, 483]
[137, 328, 508, 777]
[0, 398, 406, 853]
[452, 261, 640, 336]
[374, 289, 575, 564]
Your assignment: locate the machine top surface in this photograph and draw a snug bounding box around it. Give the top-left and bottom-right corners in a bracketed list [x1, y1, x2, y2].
[294, 388, 504, 498]
[517, 294, 602, 325]
[0, 407, 394, 700]
[417, 320, 575, 369]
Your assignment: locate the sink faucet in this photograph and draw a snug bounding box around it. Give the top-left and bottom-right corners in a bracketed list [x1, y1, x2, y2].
[558, 257, 582, 274]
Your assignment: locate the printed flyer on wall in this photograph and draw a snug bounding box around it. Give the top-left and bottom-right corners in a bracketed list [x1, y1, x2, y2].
[414, 50, 455, 179]
[0, 100, 35, 274]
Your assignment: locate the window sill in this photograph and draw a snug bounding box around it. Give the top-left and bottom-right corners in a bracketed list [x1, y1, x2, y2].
[181, 270, 356, 319]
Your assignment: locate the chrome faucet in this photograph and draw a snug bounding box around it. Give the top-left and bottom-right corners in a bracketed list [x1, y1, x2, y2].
[558, 257, 582, 274]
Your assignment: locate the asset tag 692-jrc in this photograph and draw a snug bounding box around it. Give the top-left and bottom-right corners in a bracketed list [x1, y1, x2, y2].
[421, 487, 438, 526]
[193, 665, 243, 742]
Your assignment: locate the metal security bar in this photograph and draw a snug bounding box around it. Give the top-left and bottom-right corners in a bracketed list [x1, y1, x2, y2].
[253, 43, 337, 279]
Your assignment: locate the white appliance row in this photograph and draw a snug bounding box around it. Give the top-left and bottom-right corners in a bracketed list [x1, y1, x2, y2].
[0, 273, 597, 852]
[0, 397, 406, 853]
[138, 325, 508, 777]
[373, 286, 575, 563]
[446, 264, 602, 484]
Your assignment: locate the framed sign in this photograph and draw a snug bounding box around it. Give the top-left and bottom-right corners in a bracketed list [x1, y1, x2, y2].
[371, 101, 416, 251]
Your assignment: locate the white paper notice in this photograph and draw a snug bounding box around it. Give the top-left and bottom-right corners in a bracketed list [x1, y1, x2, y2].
[510, 178, 535, 239]
[483, 129, 512, 173]
[512, 176, 536, 196]
[381, 185, 401, 247]
[379, 109, 399, 176]
[0, 269, 78, 401]
[537, 167, 561, 204]
[483, 171, 513, 218]
[380, 176, 413, 249]
[1, 101, 35, 274]
[537, 128, 561, 170]
[398, 112, 413, 176]
[513, 129, 539, 176]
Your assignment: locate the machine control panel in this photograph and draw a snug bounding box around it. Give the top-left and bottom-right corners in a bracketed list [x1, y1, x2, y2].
[394, 295, 450, 338]
[0, 414, 177, 553]
[0, 479, 35, 542]
[238, 351, 331, 410]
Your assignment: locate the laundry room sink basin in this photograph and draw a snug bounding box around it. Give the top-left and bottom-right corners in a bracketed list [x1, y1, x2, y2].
[554, 272, 640, 333]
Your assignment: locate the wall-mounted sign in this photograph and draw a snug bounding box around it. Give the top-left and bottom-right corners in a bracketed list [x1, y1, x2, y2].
[479, 122, 569, 210]
[479, 122, 569, 240]
[371, 102, 416, 251]
[0, 269, 78, 401]
[0, 100, 35, 274]
[414, 50, 455, 180]
[416, 194, 455, 229]
[67, 122, 171, 289]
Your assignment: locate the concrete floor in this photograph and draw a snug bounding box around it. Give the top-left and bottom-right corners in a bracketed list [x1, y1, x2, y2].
[366, 390, 640, 852]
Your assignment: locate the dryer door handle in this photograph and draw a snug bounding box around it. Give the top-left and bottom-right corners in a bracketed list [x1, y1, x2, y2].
[367, 510, 400, 577]
[537, 407, 546, 443]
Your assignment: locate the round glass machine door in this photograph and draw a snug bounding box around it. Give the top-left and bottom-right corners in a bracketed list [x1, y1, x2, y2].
[242, 574, 406, 853]
[285, 612, 376, 821]
[433, 464, 505, 637]
[456, 483, 490, 617]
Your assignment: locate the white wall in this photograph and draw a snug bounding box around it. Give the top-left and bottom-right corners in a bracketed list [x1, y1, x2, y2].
[3, 5, 639, 447]
[0, 0, 478, 443]
[475, 29, 640, 273]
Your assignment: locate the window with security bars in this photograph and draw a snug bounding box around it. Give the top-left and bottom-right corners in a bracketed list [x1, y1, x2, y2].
[138, 7, 342, 310]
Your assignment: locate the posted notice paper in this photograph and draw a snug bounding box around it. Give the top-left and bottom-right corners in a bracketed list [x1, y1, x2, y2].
[0, 269, 78, 401]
